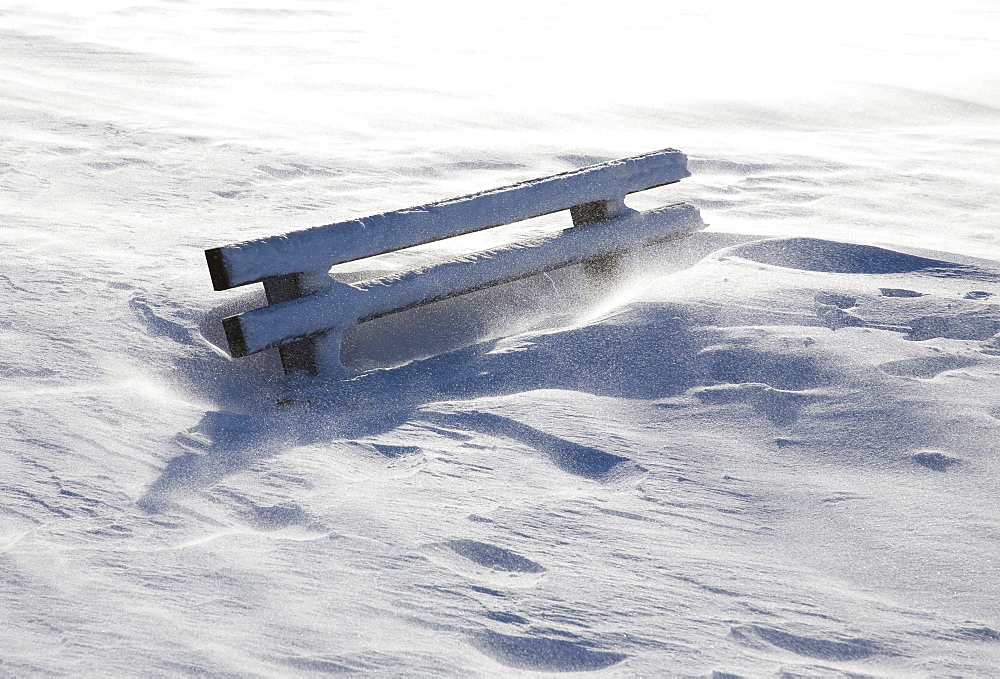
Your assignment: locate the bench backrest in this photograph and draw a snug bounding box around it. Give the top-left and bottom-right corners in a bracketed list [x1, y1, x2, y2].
[206, 148, 690, 290]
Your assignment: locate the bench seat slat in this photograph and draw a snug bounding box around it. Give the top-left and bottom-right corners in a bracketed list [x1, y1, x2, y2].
[224, 202, 704, 356]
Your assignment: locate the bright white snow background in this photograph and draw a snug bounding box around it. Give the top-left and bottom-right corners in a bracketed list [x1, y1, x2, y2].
[3, 1, 1000, 675]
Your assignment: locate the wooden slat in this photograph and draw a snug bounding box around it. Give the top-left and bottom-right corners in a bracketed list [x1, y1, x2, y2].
[206, 148, 689, 290]
[221, 202, 704, 357]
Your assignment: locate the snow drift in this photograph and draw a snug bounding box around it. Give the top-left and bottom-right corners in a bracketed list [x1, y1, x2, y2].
[3, 1, 1000, 676]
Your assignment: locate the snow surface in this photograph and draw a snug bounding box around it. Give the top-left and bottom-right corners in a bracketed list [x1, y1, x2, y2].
[3, 1, 1000, 676]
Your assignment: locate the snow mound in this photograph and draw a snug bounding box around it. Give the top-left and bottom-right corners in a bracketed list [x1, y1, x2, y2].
[121, 234, 1000, 673]
[730, 236, 974, 275]
[471, 630, 627, 672]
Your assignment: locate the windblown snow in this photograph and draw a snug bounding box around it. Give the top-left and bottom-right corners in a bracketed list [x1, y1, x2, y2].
[3, 1, 1000, 676]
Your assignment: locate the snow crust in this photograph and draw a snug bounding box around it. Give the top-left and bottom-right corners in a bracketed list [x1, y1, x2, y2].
[3, 1, 1000, 676]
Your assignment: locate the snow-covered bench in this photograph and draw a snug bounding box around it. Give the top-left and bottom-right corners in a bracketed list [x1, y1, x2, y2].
[205, 148, 705, 376]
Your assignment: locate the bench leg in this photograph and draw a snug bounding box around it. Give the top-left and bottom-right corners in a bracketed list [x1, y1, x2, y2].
[570, 198, 630, 281]
[262, 272, 344, 376]
[277, 337, 318, 375]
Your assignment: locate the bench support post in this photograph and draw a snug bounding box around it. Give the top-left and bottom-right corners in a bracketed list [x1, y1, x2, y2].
[571, 198, 631, 281]
[262, 272, 333, 375]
